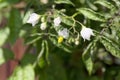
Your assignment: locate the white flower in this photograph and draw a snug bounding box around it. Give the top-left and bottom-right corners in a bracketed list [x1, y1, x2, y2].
[58, 28, 69, 39]
[80, 27, 94, 41]
[27, 13, 40, 26]
[54, 17, 61, 26]
[40, 22, 47, 30]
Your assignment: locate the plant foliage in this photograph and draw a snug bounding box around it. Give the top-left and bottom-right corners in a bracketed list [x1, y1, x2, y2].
[0, 0, 120, 80]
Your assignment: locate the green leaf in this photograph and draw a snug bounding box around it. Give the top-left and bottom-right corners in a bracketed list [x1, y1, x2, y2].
[37, 40, 46, 67]
[23, 65, 35, 80]
[94, 0, 115, 10]
[6, 0, 20, 4]
[8, 8, 22, 44]
[9, 65, 35, 80]
[82, 42, 93, 75]
[86, 0, 97, 10]
[100, 36, 120, 58]
[0, 48, 14, 65]
[21, 53, 37, 66]
[61, 17, 74, 26]
[44, 40, 49, 64]
[25, 36, 41, 45]
[0, 2, 9, 9]
[38, 40, 49, 68]
[77, 8, 106, 22]
[112, 0, 120, 8]
[0, 27, 10, 47]
[54, 0, 75, 6]
[38, 56, 46, 68]
[38, 40, 45, 59]
[9, 67, 23, 80]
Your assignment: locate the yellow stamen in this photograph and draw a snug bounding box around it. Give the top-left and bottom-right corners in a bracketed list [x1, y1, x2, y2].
[58, 36, 64, 43]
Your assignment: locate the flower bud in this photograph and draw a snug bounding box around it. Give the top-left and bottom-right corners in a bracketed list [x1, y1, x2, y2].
[40, 22, 47, 30]
[41, 16, 46, 22]
[75, 40, 79, 45]
[40, 0, 48, 4]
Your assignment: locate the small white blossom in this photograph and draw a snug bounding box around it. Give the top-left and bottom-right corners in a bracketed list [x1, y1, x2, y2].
[40, 0, 48, 4]
[75, 40, 79, 45]
[27, 13, 40, 26]
[58, 28, 69, 39]
[40, 22, 47, 30]
[54, 17, 61, 26]
[41, 16, 46, 22]
[80, 27, 94, 41]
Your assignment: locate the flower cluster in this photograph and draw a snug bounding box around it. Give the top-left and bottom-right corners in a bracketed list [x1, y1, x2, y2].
[53, 17, 69, 43]
[27, 13, 94, 44]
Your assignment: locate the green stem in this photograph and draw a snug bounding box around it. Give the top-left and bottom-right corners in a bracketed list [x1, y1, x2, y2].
[75, 20, 85, 28]
[72, 12, 80, 18]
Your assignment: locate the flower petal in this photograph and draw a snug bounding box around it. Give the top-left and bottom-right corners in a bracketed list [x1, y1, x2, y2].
[54, 17, 61, 26]
[80, 27, 94, 41]
[58, 28, 69, 39]
[27, 13, 40, 26]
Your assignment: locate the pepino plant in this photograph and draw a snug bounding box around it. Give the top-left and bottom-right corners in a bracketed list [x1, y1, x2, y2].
[0, 0, 120, 80]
